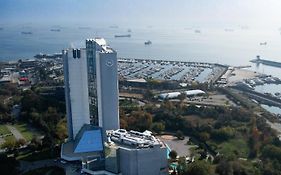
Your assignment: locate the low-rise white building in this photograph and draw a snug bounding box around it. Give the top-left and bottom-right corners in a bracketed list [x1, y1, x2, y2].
[159, 89, 205, 99]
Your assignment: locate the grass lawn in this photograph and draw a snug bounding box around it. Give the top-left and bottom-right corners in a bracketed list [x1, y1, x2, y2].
[13, 123, 40, 141]
[4, 135, 16, 142]
[0, 125, 11, 136]
[23, 166, 65, 175]
[217, 139, 249, 158]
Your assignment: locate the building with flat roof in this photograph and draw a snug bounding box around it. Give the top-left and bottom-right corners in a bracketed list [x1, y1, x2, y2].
[159, 89, 206, 99]
[82, 129, 168, 175]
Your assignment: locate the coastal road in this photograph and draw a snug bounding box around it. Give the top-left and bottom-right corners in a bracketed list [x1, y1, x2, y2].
[244, 91, 281, 108]
[6, 125, 25, 141]
[233, 86, 281, 108]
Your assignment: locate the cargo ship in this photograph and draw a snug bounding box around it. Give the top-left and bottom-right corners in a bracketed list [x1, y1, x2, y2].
[50, 29, 61, 32]
[110, 25, 119, 28]
[78, 27, 91, 30]
[250, 55, 281, 68]
[114, 34, 131, 38]
[21, 31, 32, 35]
[144, 40, 152, 45]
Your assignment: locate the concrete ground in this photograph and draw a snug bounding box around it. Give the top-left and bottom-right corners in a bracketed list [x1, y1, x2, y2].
[170, 93, 236, 107]
[227, 68, 260, 86]
[186, 94, 236, 107]
[159, 135, 196, 157]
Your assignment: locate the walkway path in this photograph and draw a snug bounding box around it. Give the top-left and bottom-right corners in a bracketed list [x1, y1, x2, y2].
[6, 125, 25, 140]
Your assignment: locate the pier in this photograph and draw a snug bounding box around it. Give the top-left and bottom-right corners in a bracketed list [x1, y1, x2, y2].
[250, 56, 281, 68]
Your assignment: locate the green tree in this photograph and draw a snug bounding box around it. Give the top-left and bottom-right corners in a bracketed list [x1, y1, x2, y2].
[215, 160, 233, 175]
[56, 118, 68, 140]
[17, 138, 26, 146]
[120, 118, 128, 129]
[261, 144, 281, 162]
[176, 130, 184, 140]
[127, 110, 153, 131]
[199, 132, 210, 142]
[30, 136, 42, 150]
[178, 93, 186, 102]
[182, 161, 213, 175]
[143, 90, 154, 100]
[211, 127, 235, 142]
[152, 122, 165, 133]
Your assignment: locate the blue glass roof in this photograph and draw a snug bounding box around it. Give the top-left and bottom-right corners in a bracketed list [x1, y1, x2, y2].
[74, 130, 103, 153]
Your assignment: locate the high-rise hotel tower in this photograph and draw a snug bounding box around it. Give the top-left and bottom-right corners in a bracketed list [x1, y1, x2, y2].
[61, 38, 168, 175]
[63, 38, 119, 140]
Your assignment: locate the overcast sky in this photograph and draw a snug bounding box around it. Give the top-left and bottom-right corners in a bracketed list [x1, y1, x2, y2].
[1, 0, 281, 28]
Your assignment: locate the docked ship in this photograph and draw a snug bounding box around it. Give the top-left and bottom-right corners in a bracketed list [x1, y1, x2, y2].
[144, 40, 152, 45]
[250, 55, 281, 68]
[114, 34, 131, 38]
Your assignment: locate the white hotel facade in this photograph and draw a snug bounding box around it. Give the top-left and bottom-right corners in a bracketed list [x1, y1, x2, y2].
[63, 38, 119, 140]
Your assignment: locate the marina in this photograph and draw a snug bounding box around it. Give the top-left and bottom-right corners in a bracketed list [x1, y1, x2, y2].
[118, 58, 227, 84]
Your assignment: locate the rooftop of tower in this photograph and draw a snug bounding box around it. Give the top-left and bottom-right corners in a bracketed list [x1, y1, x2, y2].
[107, 129, 166, 149]
[86, 38, 115, 54]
